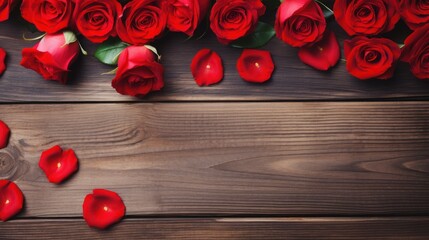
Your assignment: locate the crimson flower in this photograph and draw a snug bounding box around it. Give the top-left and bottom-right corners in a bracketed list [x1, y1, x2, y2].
[0, 48, 6, 76]
[39, 145, 79, 184]
[236, 49, 275, 83]
[0, 120, 10, 149]
[83, 189, 126, 229]
[190, 49, 223, 86]
[0, 180, 24, 221]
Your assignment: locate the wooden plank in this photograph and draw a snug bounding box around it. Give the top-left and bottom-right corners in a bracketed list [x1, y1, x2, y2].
[0, 19, 426, 102]
[0, 102, 429, 217]
[1, 217, 429, 239]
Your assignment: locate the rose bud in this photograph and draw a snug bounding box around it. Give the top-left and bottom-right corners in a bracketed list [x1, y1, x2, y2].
[401, 24, 429, 80]
[191, 49, 223, 86]
[116, 0, 168, 45]
[0, 180, 24, 222]
[210, 0, 266, 44]
[167, 0, 211, 36]
[20, 31, 80, 84]
[0, 120, 10, 149]
[0, 0, 17, 22]
[83, 189, 126, 229]
[39, 145, 79, 184]
[344, 36, 401, 80]
[73, 0, 122, 43]
[334, 0, 400, 36]
[236, 49, 274, 83]
[399, 0, 429, 30]
[298, 30, 340, 71]
[21, 0, 74, 33]
[275, 0, 326, 48]
[0, 48, 6, 76]
[112, 45, 164, 97]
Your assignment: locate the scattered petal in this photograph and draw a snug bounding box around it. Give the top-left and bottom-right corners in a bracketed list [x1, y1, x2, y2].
[0, 120, 10, 149]
[0, 48, 6, 75]
[190, 49, 223, 86]
[39, 145, 79, 184]
[0, 180, 24, 221]
[236, 49, 275, 83]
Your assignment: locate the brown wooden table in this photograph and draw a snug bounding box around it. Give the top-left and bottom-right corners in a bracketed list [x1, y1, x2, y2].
[1, 14, 429, 240]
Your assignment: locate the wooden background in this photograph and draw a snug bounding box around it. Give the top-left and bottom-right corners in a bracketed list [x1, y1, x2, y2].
[1, 5, 429, 240]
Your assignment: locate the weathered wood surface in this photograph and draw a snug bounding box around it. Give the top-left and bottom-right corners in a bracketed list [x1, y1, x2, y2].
[0, 20, 426, 102]
[0, 102, 428, 217]
[1, 217, 429, 240]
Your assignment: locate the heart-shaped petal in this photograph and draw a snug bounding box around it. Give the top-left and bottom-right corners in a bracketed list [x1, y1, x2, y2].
[0, 120, 10, 149]
[0, 180, 24, 222]
[236, 49, 275, 83]
[190, 49, 223, 86]
[0, 48, 6, 75]
[83, 189, 126, 229]
[39, 145, 79, 184]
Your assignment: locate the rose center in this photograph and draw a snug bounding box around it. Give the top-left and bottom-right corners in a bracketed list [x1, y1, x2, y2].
[128, 75, 145, 86]
[226, 9, 244, 23]
[363, 50, 381, 63]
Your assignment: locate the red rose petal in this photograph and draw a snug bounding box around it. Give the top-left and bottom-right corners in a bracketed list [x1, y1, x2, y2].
[39, 145, 79, 184]
[0, 180, 24, 221]
[236, 49, 275, 83]
[83, 189, 126, 229]
[298, 30, 340, 71]
[0, 120, 10, 149]
[190, 49, 223, 86]
[0, 48, 6, 75]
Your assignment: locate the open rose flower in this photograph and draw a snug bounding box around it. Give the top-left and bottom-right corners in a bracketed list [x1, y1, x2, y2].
[399, 0, 429, 30]
[0, 180, 24, 221]
[236, 49, 274, 83]
[0, 48, 6, 76]
[275, 0, 326, 48]
[0, 120, 10, 149]
[298, 30, 340, 71]
[191, 49, 223, 86]
[116, 0, 168, 45]
[210, 0, 266, 44]
[21, 0, 74, 33]
[0, 0, 17, 22]
[344, 36, 401, 80]
[39, 145, 79, 184]
[83, 189, 126, 229]
[112, 45, 164, 97]
[167, 0, 210, 36]
[21, 31, 80, 84]
[401, 24, 429, 80]
[334, 0, 400, 36]
[73, 0, 122, 43]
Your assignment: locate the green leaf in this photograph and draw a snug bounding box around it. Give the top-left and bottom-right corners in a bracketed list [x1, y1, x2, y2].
[231, 22, 275, 49]
[314, 0, 334, 19]
[94, 39, 129, 65]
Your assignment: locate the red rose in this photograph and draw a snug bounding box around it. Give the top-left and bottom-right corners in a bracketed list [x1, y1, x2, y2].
[83, 189, 126, 229]
[116, 0, 168, 45]
[344, 36, 401, 80]
[73, 0, 122, 43]
[209, 0, 266, 44]
[39, 145, 79, 184]
[0, 180, 24, 221]
[191, 48, 223, 86]
[21, 0, 74, 33]
[334, 0, 400, 36]
[0, 48, 6, 76]
[236, 49, 274, 83]
[167, 0, 211, 36]
[399, 0, 429, 30]
[275, 0, 326, 47]
[401, 24, 429, 80]
[0, 0, 17, 22]
[112, 46, 164, 97]
[21, 31, 80, 84]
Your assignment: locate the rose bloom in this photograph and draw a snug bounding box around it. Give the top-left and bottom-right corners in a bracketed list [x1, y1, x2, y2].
[116, 0, 168, 45]
[401, 24, 429, 80]
[334, 0, 400, 36]
[20, 31, 80, 84]
[0, 0, 17, 22]
[275, 0, 326, 47]
[209, 0, 266, 44]
[112, 46, 164, 97]
[344, 36, 401, 80]
[167, 0, 211, 36]
[21, 0, 74, 33]
[73, 0, 122, 43]
[399, 0, 429, 30]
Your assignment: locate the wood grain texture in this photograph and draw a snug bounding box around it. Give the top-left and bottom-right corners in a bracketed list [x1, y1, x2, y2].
[1, 217, 429, 239]
[0, 102, 428, 217]
[0, 19, 427, 102]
